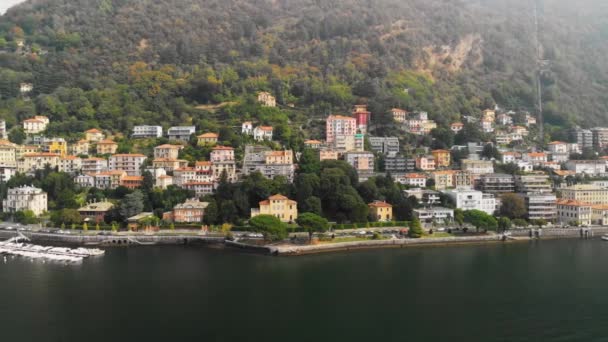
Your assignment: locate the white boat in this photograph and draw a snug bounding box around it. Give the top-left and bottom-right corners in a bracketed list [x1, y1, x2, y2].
[602, 235, 608, 241]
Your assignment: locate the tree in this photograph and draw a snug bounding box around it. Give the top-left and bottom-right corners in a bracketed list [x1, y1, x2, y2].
[464, 210, 498, 232]
[249, 215, 287, 242]
[512, 218, 528, 228]
[119, 190, 145, 219]
[296, 213, 329, 242]
[83, 222, 88, 231]
[454, 208, 465, 227]
[14, 210, 38, 225]
[532, 219, 548, 228]
[498, 217, 512, 232]
[499, 193, 527, 219]
[408, 218, 424, 238]
[50, 209, 82, 226]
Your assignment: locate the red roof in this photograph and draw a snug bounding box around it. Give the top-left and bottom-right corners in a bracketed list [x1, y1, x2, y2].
[368, 201, 392, 208]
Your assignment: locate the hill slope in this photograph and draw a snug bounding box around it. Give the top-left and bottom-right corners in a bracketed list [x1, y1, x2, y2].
[0, 0, 607, 137]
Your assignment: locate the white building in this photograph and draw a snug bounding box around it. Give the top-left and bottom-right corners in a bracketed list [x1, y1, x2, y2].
[414, 207, 454, 222]
[22, 116, 49, 134]
[132, 125, 163, 138]
[0, 166, 16, 182]
[167, 126, 196, 142]
[396, 174, 427, 187]
[253, 126, 273, 141]
[59, 156, 82, 174]
[557, 200, 592, 226]
[82, 158, 108, 174]
[109, 154, 147, 176]
[565, 160, 606, 176]
[442, 189, 496, 215]
[242, 121, 253, 135]
[461, 159, 494, 174]
[3, 186, 47, 216]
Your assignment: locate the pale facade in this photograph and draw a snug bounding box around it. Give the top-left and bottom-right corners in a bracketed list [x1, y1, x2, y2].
[251, 194, 298, 223]
[3, 186, 47, 216]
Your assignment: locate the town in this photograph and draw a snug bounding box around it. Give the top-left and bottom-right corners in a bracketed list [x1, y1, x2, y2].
[2, 89, 608, 242]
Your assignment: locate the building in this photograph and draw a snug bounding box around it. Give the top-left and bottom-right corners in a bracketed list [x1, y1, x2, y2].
[525, 193, 557, 222]
[592, 205, 608, 226]
[461, 159, 494, 174]
[319, 149, 339, 161]
[210, 146, 237, 182]
[501, 152, 520, 164]
[96, 140, 118, 155]
[304, 140, 323, 149]
[0, 120, 7, 140]
[450, 122, 464, 133]
[571, 127, 593, 149]
[557, 200, 592, 226]
[59, 155, 82, 174]
[82, 158, 108, 174]
[443, 189, 496, 215]
[154, 144, 183, 159]
[250, 194, 298, 223]
[369, 137, 400, 154]
[42, 138, 68, 156]
[156, 175, 173, 190]
[78, 202, 114, 223]
[253, 126, 273, 141]
[392, 108, 407, 123]
[257, 92, 276, 107]
[0, 140, 17, 167]
[197, 133, 219, 146]
[18, 153, 60, 173]
[344, 151, 375, 180]
[352, 104, 371, 134]
[120, 175, 144, 189]
[22, 116, 49, 134]
[396, 173, 427, 187]
[454, 171, 474, 189]
[496, 113, 513, 126]
[326, 115, 357, 144]
[70, 140, 90, 156]
[94, 171, 127, 190]
[333, 133, 364, 151]
[559, 185, 608, 205]
[152, 158, 188, 172]
[132, 125, 163, 138]
[172, 199, 209, 223]
[514, 174, 552, 194]
[3, 186, 47, 216]
[414, 207, 454, 223]
[242, 121, 253, 135]
[432, 171, 455, 190]
[478, 174, 515, 194]
[523, 152, 548, 166]
[385, 155, 409, 173]
[416, 156, 436, 171]
[182, 182, 214, 197]
[242, 146, 295, 182]
[108, 154, 147, 176]
[482, 109, 496, 122]
[368, 201, 393, 222]
[431, 150, 451, 168]
[565, 160, 606, 176]
[167, 126, 196, 142]
[481, 118, 494, 133]
[592, 127, 608, 149]
[0, 166, 16, 183]
[84, 129, 105, 142]
[511, 126, 529, 136]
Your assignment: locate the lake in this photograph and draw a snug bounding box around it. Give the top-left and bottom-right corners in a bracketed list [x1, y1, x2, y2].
[1, 239, 606, 341]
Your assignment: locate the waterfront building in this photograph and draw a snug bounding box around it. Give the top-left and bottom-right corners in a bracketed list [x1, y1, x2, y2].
[559, 185, 608, 205]
[368, 201, 393, 222]
[557, 200, 592, 226]
[524, 193, 557, 222]
[3, 186, 47, 216]
[78, 202, 114, 223]
[171, 199, 209, 223]
[442, 189, 496, 215]
[413, 207, 454, 223]
[251, 194, 298, 223]
[167, 126, 196, 142]
[132, 125, 163, 138]
[592, 205, 608, 226]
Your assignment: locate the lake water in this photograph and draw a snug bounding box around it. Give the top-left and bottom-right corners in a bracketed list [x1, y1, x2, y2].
[1, 239, 607, 341]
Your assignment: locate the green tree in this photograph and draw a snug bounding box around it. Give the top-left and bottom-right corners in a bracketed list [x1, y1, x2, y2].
[83, 222, 88, 231]
[532, 219, 548, 228]
[408, 218, 424, 238]
[454, 208, 465, 227]
[498, 217, 512, 232]
[499, 193, 527, 219]
[250, 215, 287, 242]
[119, 190, 145, 219]
[296, 213, 329, 242]
[512, 218, 529, 228]
[464, 210, 498, 232]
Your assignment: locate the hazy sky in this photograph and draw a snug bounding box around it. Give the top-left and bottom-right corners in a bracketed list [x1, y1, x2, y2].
[0, 0, 24, 15]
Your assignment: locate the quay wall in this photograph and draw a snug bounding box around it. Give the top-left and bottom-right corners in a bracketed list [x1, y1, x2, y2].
[0, 230, 225, 245]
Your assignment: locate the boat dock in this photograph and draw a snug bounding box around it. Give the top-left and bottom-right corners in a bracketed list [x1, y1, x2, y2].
[0, 235, 105, 262]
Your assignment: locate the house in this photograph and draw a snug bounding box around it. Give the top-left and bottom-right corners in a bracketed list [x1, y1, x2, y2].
[132, 125, 163, 138]
[253, 126, 273, 141]
[197, 133, 219, 146]
[171, 199, 209, 223]
[344, 151, 375, 180]
[547, 141, 569, 154]
[333, 133, 364, 151]
[120, 175, 144, 189]
[557, 199, 592, 226]
[525, 114, 537, 126]
[431, 150, 451, 168]
[512, 126, 529, 136]
[304, 140, 323, 149]
[109, 154, 147, 176]
[416, 155, 436, 171]
[250, 194, 298, 223]
[85, 129, 105, 142]
[461, 159, 494, 174]
[443, 189, 496, 215]
[18, 153, 60, 173]
[70, 140, 90, 156]
[94, 171, 127, 189]
[156, 175, 173, 190]
[0, 140, 17, 167]
[523, 152, 548, 165]
[96, 140, 118, 155]
[59, 155, 82, 174]
[369, 137, 400, 155]
[242, 121, 253, 135]
[326, 115, 357, 143]
[0, 120, 7, 139]
[22, 116, 49, 134]
[496, 113, 513, 126]
[396, 173, 427, 187]
[565, 160, 606, 176]
[502, 152, 521, 164]
[257, 92, 276, 107]
[42, 138, 68, 156]
[414, 207, 454, 223]
[319, 149, 339, 161]
[432, 170, 455, 190]
[82, 158, 108, 174]
[78, 202, 114, 223]
[450, 122, 464, 133]
[168, 126, 196, 142]
[368, 201, 393, 222]
[242, 146, 295, 182]
[154, 144, 183, 159]
[0, 166, 16, 183]
[3, 186, 47, 216]
[210, 146, 237, 182]
[152, 158, 188, 172]
[20, 83, 33, 94]
[352, 104, 371, 134]
[592, 205, 608, 226]
[482, 109, 496, 122]
[127, 212, 157, 231]
[392, 108, 407, 123]
[182, 182, 214, 197]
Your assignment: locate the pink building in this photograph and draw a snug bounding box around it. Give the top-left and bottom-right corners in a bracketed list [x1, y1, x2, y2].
[352, 105, 371, 134]
[210, 146, 235, 162]
[326, 115, 357, 143]
[416, 156, 436, 171]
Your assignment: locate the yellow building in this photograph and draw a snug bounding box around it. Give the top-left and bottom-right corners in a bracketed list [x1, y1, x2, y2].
[0, 140, 17, 167]
[85, 128, 105, 142]
[368, 201, 393, 222]
[18, 153, 60, 173]
[431, 149, 451, 168]
[559, 185, 608, 205]
[197, 133, 219, 146]
[432, 170, 455, 190]
[44, 138, 68, 156]
[70, 139, 90, 156]
[251, 194, 298, 223]
[96, 139, 118, 155]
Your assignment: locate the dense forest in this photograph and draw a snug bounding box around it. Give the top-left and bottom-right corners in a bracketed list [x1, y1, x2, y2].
[0, 0, 607, 138]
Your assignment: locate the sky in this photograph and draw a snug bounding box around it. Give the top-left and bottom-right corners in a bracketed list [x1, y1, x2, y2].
[0, 0, 25, 15]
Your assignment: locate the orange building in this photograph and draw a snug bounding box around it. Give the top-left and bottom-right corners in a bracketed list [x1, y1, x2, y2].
[431, 149, 451, 168]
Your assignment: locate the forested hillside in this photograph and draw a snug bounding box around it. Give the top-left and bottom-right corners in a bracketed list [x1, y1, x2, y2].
[0, 0, 607, 139]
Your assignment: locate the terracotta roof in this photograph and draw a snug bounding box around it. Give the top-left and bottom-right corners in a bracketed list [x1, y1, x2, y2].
[548, 141, 567, 145]
[24, 153, 60, 157]
[592, 205, 608, 210]
[195, 161, 212, 166]
[122, 176, 143, 181]
[259, 200, 270, 206]
[153, 158, 181, 162]
[392, 108, 406, 112]
[97, 139, 117, 145]
[557, 199, 592, 207]
[527, 152, 546, 157]
[451, 122, 464, 126]
[268, 194, 289, 200]
[23, 119, 44, 123]
[85, 128, 102, 133]
[198, 133, 219, 138]
[368, 201, 393, 208]
[112, 154, 146, 158]
[405, 173, 426, 179]
[304, 140, 322, 144]
[76, 139, 89, 144]
[183, 182, 214, 186]
[212, 145, 234, 151]
[61, 155, 80, 160]
[257, 126, 273, 131]
[328, 114, 356, 120]
[432, 149, 450, 153]
[155, 144, 182, 149]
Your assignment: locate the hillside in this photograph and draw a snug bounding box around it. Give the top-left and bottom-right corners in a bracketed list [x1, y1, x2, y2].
[0, 0, 607, 139]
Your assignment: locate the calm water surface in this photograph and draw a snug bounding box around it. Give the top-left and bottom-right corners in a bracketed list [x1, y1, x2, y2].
[1, 239, 608, 341]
